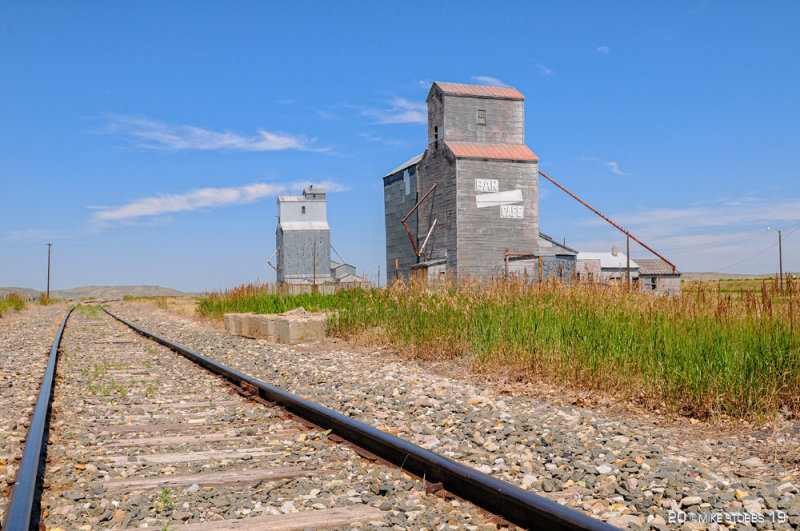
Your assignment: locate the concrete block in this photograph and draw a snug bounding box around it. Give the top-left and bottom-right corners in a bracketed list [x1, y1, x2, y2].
[223, 310, 327, 344]
[242, 313, 266, 338]
[255, 314, 279, 342]
[223, 313, 236, 334]
[273, 314, 327, 344]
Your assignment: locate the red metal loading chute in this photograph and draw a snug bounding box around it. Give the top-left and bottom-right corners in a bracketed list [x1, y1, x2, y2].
[538, 170, 677, 273]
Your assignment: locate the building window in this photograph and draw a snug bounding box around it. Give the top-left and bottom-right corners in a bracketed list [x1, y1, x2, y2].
[434, 126, 439, 149]
[477, 109, 486, 125]
[301, 206, 306, 214]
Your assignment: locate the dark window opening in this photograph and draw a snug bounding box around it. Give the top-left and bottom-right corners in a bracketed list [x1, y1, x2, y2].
[434, 126, 438, 149]
[477, 109, 486, 125]
[301, 206, 306, 214]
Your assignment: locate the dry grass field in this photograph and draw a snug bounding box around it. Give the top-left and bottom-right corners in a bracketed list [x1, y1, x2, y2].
[198, 277, 800, 422]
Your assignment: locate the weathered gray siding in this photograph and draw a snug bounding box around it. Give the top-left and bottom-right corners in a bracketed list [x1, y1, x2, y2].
[576, 258, 601, 283]
[507, 256, 576, 282]
[640, 275, 682, 296]
[417, 147, 458, 275]
[455, 158, 539, 278]
[383, 166, 419, 280]
[443, 95, 525, 145]
[427, 87, 445, 147]
[276, 228, 331, 283]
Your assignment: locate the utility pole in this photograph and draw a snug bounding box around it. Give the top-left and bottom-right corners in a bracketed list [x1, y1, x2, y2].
[46, 243, 52, 300]
[779, 229, 783, 293]
[626, 235, 631, 291]
[312, 241, 317, 294]
[768, 227, 784, 293]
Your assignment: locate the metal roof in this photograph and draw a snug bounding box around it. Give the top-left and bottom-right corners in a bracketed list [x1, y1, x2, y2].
[434, 82, 524, 100]
[539, 232, 579, 255]
[446, 142, 538, 161]
[383, 153, 423, 179]
[577, 252, 639, 270]
[635, 258, 679, 275]
[278, 194, 326, 202]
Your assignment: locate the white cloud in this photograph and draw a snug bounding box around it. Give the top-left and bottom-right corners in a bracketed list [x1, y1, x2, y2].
[288, 180, 351, 193]
[1, 229, 64, 241]
[470, 75, 509, 87]
[358, 132, 406, 147]
[316, 110, 340, 121]
[92, 183, 287, 223]
[362, 97, 427, 124]
[90, 180, 349, 225]
[99, 114, 323, 152]
[604, 161, 628, 175]
[581, 157, 629, 175]
[597, 45, 611, 54]
[536, 64, 554, 76]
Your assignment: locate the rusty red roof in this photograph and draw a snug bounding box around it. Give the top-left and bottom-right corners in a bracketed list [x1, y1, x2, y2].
[434, 82, 524, 100]
[446, 142, 538, 161]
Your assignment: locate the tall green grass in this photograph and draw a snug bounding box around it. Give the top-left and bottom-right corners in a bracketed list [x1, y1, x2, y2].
[197, 277, 799, 420]
[0, 293, 26, 316]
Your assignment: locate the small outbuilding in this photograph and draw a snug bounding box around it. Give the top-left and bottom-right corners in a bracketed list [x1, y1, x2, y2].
[577, 247, 639, 287]
[635, 258, 681, 295]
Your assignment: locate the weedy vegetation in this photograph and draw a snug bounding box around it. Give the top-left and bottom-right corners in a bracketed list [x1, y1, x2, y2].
[77, 304, 102, 319]
[156, 487, 175, 512]
[197, 277, 800, 422]
[0, 293, 26, 316]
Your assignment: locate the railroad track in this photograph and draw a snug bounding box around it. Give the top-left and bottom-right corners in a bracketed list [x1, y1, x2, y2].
[2, 305, 616, 530]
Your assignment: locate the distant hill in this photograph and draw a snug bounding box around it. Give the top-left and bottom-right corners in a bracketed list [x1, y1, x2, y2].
[0, 285, 201, 301]
[681, 272, 794, 282]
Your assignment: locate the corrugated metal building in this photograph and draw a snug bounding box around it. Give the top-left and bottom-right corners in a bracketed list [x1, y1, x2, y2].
[276, 186, 358, 286]
[383, 81, 575, 283]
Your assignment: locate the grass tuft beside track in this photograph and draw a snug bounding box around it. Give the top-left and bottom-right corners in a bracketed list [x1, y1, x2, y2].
[0, 293, 26, 316]
[197, 277, 800, 421]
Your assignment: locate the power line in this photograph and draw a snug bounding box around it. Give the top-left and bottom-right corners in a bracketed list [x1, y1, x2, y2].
[716, 223, 800, 271]
[665, 230, 769, 255]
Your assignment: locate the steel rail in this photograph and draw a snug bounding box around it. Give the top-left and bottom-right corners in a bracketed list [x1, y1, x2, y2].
[102, 306, 616, 531]
[3, 306, 75, 531]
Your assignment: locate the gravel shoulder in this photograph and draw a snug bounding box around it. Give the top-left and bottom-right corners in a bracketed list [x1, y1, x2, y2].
[0, 304, 71, 521]
[110, 302, 800, 530]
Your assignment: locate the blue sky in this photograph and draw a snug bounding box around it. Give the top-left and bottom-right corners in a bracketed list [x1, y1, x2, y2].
[2, 2, 799, 291]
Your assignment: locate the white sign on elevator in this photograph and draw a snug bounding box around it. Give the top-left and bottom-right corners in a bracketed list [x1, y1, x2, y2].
[501, 205, 524, 219]
[475, 179, 499, 192]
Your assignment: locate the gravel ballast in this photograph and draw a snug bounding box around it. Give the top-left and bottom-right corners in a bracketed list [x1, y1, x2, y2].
[36, 306, 493, 530]
[0, 305, 70, 521]
[106, 302, 800, 530]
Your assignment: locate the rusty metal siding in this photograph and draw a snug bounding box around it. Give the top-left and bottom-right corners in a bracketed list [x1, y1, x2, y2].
[455, 158, 539, 279]
[443, 95, 525, 145]
[383, 166, 419, 280]
[417, 148, 458, 275]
